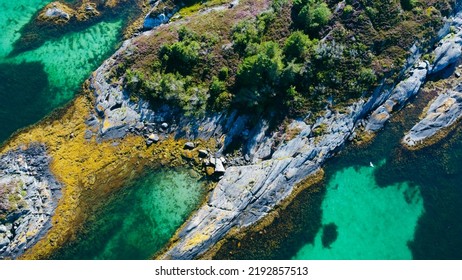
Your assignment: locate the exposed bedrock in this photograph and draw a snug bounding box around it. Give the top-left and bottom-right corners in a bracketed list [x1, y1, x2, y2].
[403, 89, 462, 146]
[366, 11, 462, 133]
[0, 145, 62, 259]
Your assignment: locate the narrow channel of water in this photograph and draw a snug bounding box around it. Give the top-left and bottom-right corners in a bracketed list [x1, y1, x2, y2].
[0, 0, 124, 143]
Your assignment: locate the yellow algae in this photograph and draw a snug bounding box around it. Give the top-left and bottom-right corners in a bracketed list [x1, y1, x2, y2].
[0, 89, 215, 259]
[183, 233, 210, 252]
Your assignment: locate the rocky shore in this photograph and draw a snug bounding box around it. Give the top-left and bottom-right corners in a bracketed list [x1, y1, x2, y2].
[403, 87, 462, 147]
[68, 3, 452, 259]
[0, 145, 62, 259]
[2, 0, 462, 260]
[365, 9, 462, 135]
[401, 16, 462, 147]
[77, 2, 462, 259]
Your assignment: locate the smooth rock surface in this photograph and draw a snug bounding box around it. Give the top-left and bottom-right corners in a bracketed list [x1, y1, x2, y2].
[403, 90, 462, 146]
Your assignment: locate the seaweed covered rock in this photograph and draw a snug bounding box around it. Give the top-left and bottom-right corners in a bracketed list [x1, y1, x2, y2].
[38, 2, 74, 23]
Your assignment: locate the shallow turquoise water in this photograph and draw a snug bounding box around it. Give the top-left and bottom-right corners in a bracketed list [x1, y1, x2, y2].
[287, 90, 462, 260]
[0, 0, 51, 57]
[0, 0, 124, 142]
[52, 169, 206, 260]
[293, 161, 424, 260]
[10, 20, 123, 106]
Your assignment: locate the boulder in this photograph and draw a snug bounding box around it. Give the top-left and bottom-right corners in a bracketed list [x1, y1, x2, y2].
[184, 142, 195, 150]
[214, 159, 226, 174]
[198, 150, 209, 158]
[40, 2, 73, 22]
[148, 133, 159, 142]
[146, 133, 159, 146]
[45, 8, 71, 20]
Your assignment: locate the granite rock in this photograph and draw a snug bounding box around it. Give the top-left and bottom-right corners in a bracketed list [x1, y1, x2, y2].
[403, 90, 462, 146]
[0, 144, 62, 259]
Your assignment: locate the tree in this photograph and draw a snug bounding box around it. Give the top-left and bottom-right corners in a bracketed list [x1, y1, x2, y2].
[293, 0, 332, 34]
[284, 31, 314, 62]
[235, 41, 284, 108]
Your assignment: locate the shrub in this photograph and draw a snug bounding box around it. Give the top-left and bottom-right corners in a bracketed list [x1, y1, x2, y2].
[401, 0, 418, 11]
[235, 41, 284, 108]
[232, 20, 260, 54]
[284, 31, 314, 62]
[293, 0, 332, 35]
[159, 40, 201, 75]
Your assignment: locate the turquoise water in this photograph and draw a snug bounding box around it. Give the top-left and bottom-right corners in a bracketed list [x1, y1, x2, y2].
[286, 90, 462, 260]
[10, 20, 123, 106]
[293, 161, 424, 260]
[0, 0, 124, 142]
[0, 0, 50, 57]
[52, 169, 206, 260]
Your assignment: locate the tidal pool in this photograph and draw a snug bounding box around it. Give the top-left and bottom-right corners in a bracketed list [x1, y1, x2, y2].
[52, 168, 206, 260]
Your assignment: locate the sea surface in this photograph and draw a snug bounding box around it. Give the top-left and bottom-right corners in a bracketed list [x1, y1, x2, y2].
[291, 91, 462, 260]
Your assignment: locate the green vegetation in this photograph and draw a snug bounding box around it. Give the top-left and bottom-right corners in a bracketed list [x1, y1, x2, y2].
[118, 0, 454, 119]
[293, 0, 332, 35]
[0, 180, 27, 220]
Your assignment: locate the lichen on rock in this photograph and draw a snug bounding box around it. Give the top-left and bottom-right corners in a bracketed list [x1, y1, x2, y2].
[0, 144, 62, 259]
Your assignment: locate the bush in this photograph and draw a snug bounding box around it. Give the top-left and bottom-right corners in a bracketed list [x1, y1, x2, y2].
[293, 0, 332, 35]
[232, 20, 260, 54]
[284, 31, 314, 62]
[160, 40, 201, 75]
[401, 0, 418, 11]
[235, 41, 284, 108]
[343, 4, 354, 15]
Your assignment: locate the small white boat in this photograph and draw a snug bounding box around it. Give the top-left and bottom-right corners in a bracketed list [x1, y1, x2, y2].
[369, 162, 375, 168]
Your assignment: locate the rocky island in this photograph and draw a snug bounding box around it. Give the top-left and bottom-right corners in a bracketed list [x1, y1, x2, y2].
[1, 0, 462, 260]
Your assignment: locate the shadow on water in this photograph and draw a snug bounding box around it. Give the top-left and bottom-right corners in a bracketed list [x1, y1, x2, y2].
[215, 84, 462, 259]
[0, 62, 50, 143]
[213, 181, 326, 260]
[377, 126, 462, 259]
